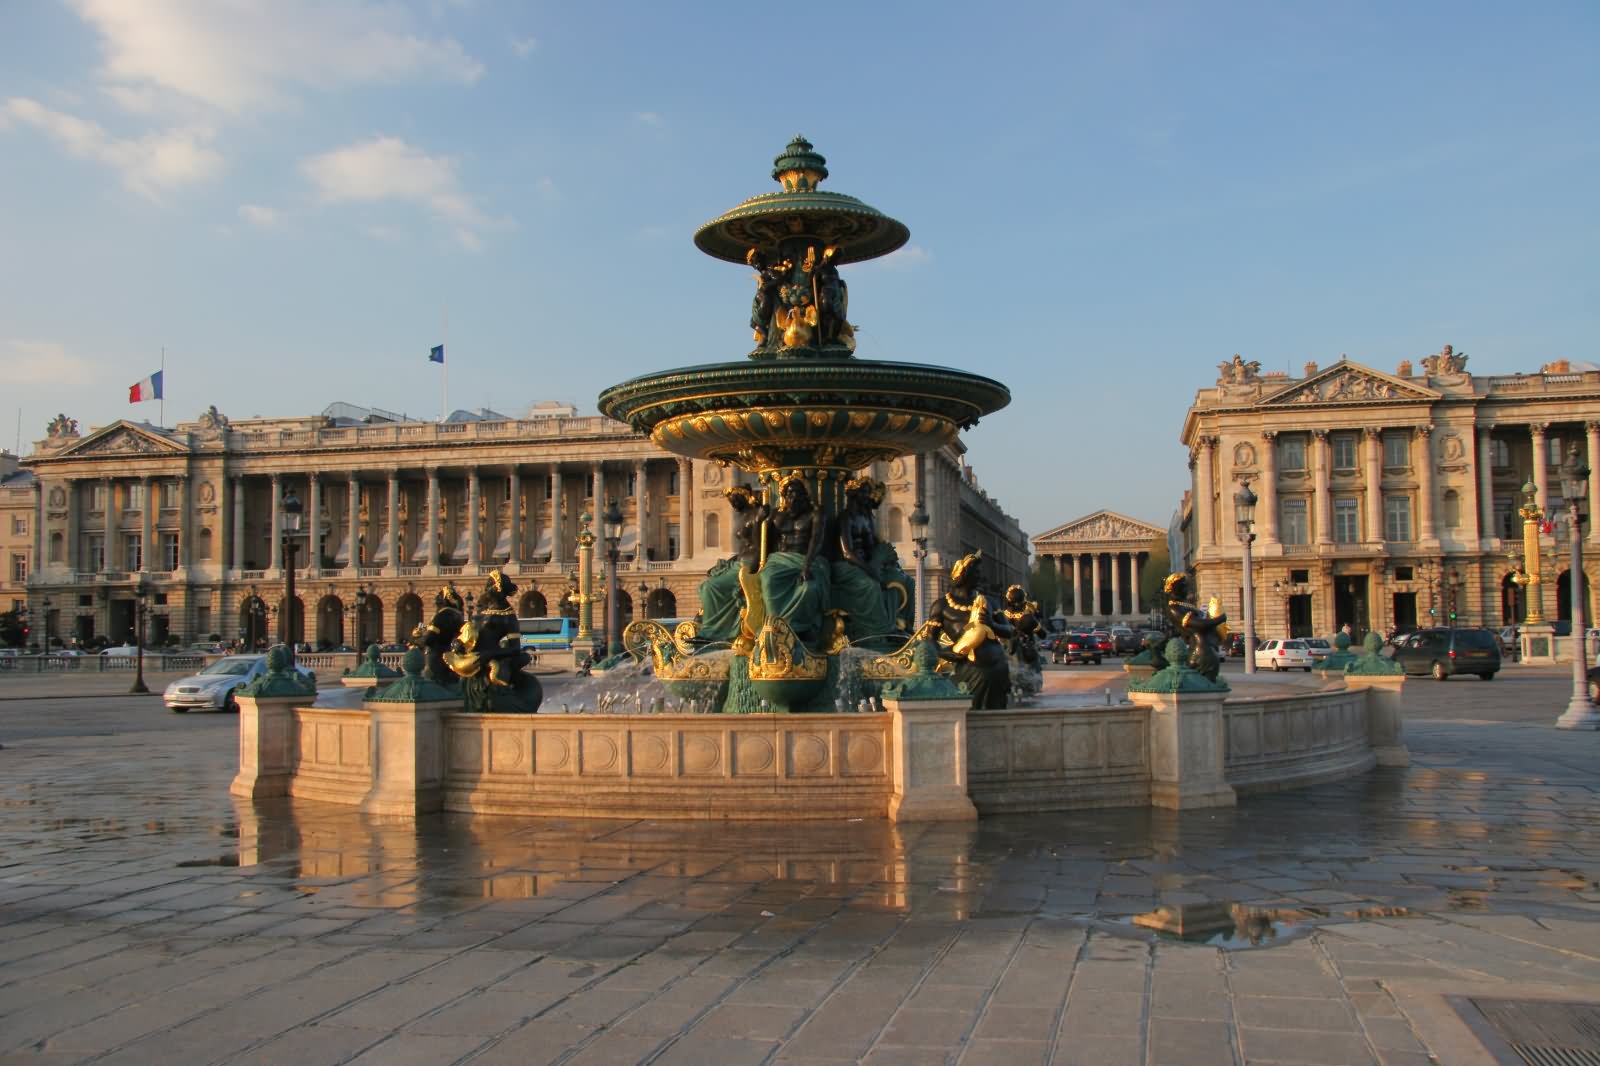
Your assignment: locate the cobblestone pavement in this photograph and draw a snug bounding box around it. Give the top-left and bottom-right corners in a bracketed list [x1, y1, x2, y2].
[2, 669, 1599, 1064]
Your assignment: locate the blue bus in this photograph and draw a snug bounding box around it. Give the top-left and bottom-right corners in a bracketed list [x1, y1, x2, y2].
[517, 616, 577, 652]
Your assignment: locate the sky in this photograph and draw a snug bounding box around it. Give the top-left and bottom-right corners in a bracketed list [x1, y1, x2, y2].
[3, 1, 1597, 544]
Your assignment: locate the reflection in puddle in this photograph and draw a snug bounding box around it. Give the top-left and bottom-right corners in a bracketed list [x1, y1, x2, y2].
[1111, 901, 1413, 950]
[176, 854, 240, 867]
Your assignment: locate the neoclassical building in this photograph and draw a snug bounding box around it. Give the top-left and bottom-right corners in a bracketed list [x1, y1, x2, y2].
[1, 452, 34, 619]
[1180, 349, 1600, 639]
[1032, 510, 1166, 625]
[22, 403, 1022, 650]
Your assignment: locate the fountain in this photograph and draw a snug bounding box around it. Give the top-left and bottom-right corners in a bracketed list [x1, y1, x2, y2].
[600, 136, 1010, 712]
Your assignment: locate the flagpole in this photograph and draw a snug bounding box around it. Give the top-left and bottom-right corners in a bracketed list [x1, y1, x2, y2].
[442, 306, 449, 423]
[159, 347, 165, 428]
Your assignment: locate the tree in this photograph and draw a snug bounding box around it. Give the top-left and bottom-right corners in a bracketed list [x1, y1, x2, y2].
[1139, 539, 1171, 619]
[1028, 557, 1059, 615]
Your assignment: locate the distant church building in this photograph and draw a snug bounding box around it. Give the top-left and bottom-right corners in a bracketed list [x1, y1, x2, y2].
[1032, 510, 1166, 625]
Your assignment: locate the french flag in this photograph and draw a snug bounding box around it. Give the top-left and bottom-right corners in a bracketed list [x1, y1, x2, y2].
[129, 370, 163, 403]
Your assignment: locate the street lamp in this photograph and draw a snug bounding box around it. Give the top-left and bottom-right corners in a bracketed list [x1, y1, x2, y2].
[1557, 443, 1596, 729]
[129, 577, 150, 694]
[909, 502, 929, 626]
[602, 497, 624, 656]
[281, 488, 304, 664]
[41, 595, 51, 652]
[637, 581, 649, 622]
[354, 585, 370, 651]
[1235, 480, 1258, 674]
[576, 513, 594, 647]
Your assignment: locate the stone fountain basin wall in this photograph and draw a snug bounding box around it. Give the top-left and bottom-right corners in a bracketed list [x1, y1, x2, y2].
[236, 678, 1405, 819]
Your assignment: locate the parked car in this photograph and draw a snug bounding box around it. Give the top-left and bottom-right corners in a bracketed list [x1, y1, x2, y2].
[1254, 638, 1315, 671]
[1109, 626, 1140, 655]
[1053, 633, 1103, 666]
[1226, 632, 1261, 658]
[163, 654, 316, 713]
[1496, 626, 1521, 662]
[1302, 637, 1333, 663]
[1089, 632, 1115, 658]
[99, 645, 139, 657]
[1389, 628, 1500, 681]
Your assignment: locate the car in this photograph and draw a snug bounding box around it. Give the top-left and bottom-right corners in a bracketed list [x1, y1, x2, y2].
[162, 654, 316, 713]
[1089, 632, 1115, 658]
[1255, 638, 1315, 671]
[1109, 626, 1140, 655]
[99, 645, 140, 657]
[1052, 633, 1102, 665]
[1389, 627, 1501, 681]
[1302, 637, 1333, 663]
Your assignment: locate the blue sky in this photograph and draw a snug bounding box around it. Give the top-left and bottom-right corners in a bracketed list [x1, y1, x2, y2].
[3, 1, 1597, 542]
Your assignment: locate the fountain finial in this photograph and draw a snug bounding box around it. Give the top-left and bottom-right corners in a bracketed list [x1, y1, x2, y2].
[772, 135, 828, 191]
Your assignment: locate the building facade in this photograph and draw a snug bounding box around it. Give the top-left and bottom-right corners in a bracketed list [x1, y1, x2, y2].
[1181, 350, 1600, 639]
[1032, 510, 1166, 626]
[22, 404, 1023, 650]
[1, 452, 34, 625]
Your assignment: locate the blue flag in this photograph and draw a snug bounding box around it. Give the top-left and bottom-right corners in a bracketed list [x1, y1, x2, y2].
[429, 344, 445, 364]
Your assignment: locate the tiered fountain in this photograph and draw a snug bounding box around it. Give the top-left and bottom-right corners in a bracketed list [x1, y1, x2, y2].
[601, 137, 1010, 712]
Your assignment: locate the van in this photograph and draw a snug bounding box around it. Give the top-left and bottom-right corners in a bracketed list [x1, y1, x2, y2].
[517, 616, 577, 652]
[1391, 627, 1500, 680]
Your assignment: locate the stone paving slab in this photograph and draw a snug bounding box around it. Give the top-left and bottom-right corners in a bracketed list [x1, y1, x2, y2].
[3, 675, 1600, 1064]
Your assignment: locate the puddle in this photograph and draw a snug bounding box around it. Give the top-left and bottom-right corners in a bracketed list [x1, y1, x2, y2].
[176, 854, 240, 867]
[1100, 901, 1413, 950]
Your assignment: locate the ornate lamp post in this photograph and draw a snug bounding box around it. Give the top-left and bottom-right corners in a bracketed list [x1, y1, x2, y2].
[129, 576, 150, 694]
[637, 581, 649, 622]
[909, 502, 929, 626]
[280, 489, 304, 664]
[41, 595, 51, 652]
[602, 498, 624, 656]
[1235, 480, 1258, 674]
[1557, 444, 1596, 729]
[575, 512, 594, 646]
[1517, 480, 1545, 625]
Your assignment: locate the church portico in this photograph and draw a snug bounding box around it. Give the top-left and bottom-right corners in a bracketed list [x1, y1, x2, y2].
[1033, 510, 1165, 626]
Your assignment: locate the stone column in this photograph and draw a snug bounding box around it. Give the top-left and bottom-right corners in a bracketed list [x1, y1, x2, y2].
[1415, 425, 1436, 541]
[426, 470, 440, 569]
[232, 477, 245, 568]
[1531, 423, 1550, 514]
[466, 470, 481, 568]
[1125, 689, 1237, 809]
[1363, 428, 1384, 542]
[884, 696, 977, 822]
[1313, 431, 1332, 545]
[1086, 553, 1099, 617]
[1193, 437, 1215, 553]
[679, 457, 694, 561]
[1129, 552, 1142, 616]
[102, 478, 116, 571]
[635, 459, 647, 561]
[139, 476, 153, 572]
[386, 476, 400, 575]
[1110, 551, 1123, 619]
[1478, 429, 1496, 540]
[307, 474, 321, 568]
[269, 475, 283, 571]
[1588, 422, 1600, 544]
[1054, 555, 1068, 617]
[1258, 431, 1279, 543]
[179, 474, 193, 570]
[507, 470, 521, 565]
[346, 475, 361, 570]
[551, 465, 565, 564]
[1072, 554, 1083, 616]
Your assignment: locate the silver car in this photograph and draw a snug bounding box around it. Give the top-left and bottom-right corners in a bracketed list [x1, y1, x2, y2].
[163, 655, 313, 713]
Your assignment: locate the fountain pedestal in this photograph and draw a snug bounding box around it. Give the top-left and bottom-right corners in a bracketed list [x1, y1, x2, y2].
[885, 696, 977, 822]
[1127, 690, 1237, 810]
[231, 693, 299, 800]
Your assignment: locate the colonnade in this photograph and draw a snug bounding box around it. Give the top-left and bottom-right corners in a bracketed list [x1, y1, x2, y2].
[1042, 550, 1148, 621]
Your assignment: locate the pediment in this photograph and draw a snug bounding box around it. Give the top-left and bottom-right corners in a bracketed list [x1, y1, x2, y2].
[61, 421, 187, 457]
[1033, 509, 1164, 547]
[1258, 360, 1439, 407]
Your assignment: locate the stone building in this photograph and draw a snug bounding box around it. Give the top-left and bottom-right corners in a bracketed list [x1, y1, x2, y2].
[1, 452, 35, 624]
[1032, 511, 1166, 626]
[1180, 349, 1600, 639]
[21, 403, 1021, 650]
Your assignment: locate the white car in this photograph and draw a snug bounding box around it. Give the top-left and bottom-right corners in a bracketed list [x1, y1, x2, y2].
[100, 645, 140, 657]
[1254, 638, 1315, 672]
[163, 654, 314, 713]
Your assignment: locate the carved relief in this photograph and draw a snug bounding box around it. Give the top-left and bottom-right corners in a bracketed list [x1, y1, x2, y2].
[46, 414, 78, 439]
[1232, 442, 1256, 468]
[48, 487, 66, 508]
[1440, 432, 1466, 462]
[1042, 511, 1165, 545]
[1217, 354, 1261, 385]
[1273, 367, 1430, 405]
[198, 481, 216, 504]
[1420, 344, 1468, 377]
[702, 463, 724, 487]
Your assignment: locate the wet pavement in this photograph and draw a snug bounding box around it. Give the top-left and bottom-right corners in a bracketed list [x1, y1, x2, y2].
[2, 666, 1599, 1064]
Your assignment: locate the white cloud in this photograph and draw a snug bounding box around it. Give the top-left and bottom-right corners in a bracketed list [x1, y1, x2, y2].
[510, 35, 538, 57]
[854, 244, 932, 272]
[302, 136, 503, 248]
[1, 97, 222, 197]
[5, 339, 99, 386]
[238, 203, 281, 228]
[634, 111, 665, 129]
[68, 0, 484, 115]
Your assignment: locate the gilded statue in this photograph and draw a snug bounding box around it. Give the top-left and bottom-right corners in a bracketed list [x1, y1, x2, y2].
[442, 570, 543, 712]
[929, 550, 1013, 709]
[410, 583, 465, 685]
[746, 242, 855, 354]
[696, 484, 770, 647]
[1161, 573, 1226, 682]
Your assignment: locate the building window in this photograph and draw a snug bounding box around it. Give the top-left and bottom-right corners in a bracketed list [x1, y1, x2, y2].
[12, 515, 27, 535]
[627, 472, 637, 495]
[160, 482, 178, 509]
[1384, 496, 1412, 542]
[1279, 437, 1306, 472]
[1333, 497, 1361, 543]
[161, 532, 180, 571]
[127, 482, 144, 511]
[1281, 498, 1308, 545]
[584, 474, 594, 499]
[1332, 434, 1357, 471]
[703, 512, 720, 550]
[198, 527, 214, 560]
[90, 484, 105, 512]
[1395, 565, 1414, 582]
[1443, 489, 1461, 528]
[1491, 439, 1511, 469]
[668, 469, 680, 495]
[125, 534, 142, 572]
[885, 506, 905, 543]
[1289, 568, 1310, 584]
[48, 532, 63, 564]
[666, 524, 680, 560]
[1494, 497, 1515, 539]
[1383, 432, 1410, 469]
[86, 534, 105, 571]
[544, 475, 553, 500]
[10, 555, 25, 584]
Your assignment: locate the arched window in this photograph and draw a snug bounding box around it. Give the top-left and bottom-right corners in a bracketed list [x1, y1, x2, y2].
[703, 512, 720, 550]
[885, 506, 904, 543]
[1442, 489, 1461, 529]
[48, 531, 63, 564]
[198, 527, 214, 560]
